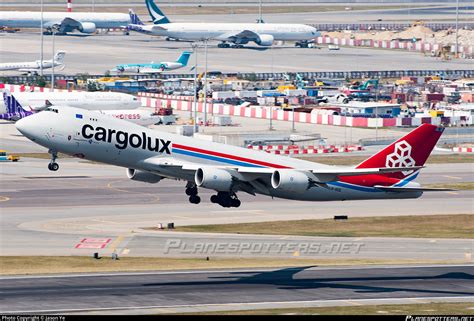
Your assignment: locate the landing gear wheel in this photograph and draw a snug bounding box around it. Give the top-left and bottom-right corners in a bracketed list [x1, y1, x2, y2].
[231, 198, 241, 208]
[185, 186, 198, 196]
[48, 162, 59, 171]
[189, 195, 201, 204]
[210, 195, 219, 203]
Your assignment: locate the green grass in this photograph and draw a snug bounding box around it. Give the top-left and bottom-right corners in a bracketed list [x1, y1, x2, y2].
[184, 302, 474, 315]
[173, 215, 474, 239]
[0, 256, 459, 275]
[425, 182, 474, 190]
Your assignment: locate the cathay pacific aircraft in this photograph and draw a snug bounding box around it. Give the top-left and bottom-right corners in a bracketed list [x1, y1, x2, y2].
[128, 0, 319, 47]
[16, 106, 449, 208]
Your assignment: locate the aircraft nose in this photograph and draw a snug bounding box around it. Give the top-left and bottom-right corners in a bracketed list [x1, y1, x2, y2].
[15, 115, 37, 139]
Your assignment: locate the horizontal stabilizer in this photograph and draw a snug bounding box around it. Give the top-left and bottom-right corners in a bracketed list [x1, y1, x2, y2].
[374, 185, 456, 192]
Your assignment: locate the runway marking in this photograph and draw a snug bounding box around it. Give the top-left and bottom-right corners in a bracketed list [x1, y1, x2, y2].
[2, 296, 473, 314]
[210, 210, 266, 214]
[0, 196, 10, 202]
[445, 191, 459, 195]
[108, 235, 125, 253]
[106, 180, 160, 203]
[443, 175, 462, 180]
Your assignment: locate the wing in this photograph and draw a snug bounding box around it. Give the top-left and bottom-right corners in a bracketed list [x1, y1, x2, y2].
[216, 30, 260, 42]
[43, 17, 82, 33]
[138, 67, 164, 74]
[139, 156, 424, 196]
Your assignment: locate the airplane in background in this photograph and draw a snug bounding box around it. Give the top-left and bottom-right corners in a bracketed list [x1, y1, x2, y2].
[113, 51, 192, 74]
[0, 51, 66, 75]
[0, 9, 136, 35]
[1, 91, 141, 111]
[127, 0, 319, 48]
[16, 106, 449, 205]
[0, 92, 160, 126]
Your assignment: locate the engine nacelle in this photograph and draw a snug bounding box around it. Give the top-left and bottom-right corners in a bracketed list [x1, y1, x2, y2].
[195, 167, 234, 191]
[256, 34, 274, 47]
[79, 22, 97, 34]
[271, 170, 310, 194]
[126, 168, 162, 183]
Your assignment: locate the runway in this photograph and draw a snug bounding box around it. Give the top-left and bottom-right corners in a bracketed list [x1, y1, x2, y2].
[1, 265, 473, 314]
[0, 157, 472, 259]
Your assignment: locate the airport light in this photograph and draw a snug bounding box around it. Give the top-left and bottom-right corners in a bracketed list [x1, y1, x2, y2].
[40, 0, 44, 77]
[192, 43, 198, 134]
[203, 39, 208, 126]
[51, 29, 55, 90]
[455, 0, 459, 57]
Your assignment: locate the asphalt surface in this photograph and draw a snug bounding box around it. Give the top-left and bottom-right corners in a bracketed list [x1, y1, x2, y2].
[1, 265, 473, 314]
[1, 31, 473, 76]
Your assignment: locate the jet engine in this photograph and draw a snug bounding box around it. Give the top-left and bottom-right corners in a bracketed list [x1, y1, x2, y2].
[256, 34, 274, 46]
[126, 168, 162, 183]
[271, 169, 310, 193]
[195, 167, 234, 191]
[78, 22, 97, 34]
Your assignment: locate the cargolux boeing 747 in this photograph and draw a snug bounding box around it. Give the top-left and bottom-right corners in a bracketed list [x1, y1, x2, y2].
[16, 106, 449, 208]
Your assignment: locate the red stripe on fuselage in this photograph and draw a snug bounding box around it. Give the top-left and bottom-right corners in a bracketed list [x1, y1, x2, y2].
[173, 143, 291, 169]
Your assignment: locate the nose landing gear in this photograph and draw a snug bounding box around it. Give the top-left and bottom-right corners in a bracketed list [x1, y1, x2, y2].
[48, 150, 59, 171]
[210, 192, 241, 208]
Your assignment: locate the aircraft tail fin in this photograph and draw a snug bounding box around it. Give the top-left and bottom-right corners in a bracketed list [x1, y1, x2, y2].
[145, 0, 170, 24]
[128, 9, 144, 25]
[54, 51, 66, 63]
[3, 91, 26, 114]
[355, 124, 445, 180]
[176, 51, 192, 66]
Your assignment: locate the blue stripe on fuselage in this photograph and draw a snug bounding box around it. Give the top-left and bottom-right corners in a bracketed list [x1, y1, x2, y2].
[328, 181, 382, 193]
[172, 148, 264, 168]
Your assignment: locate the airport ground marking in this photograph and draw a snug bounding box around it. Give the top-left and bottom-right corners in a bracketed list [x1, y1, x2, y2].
[443, 175, 463, 180]
[0, 196, 10, 202]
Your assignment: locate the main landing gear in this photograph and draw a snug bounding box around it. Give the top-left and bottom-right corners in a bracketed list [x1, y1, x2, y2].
[47, 150, 59, 171]
[210, 192, 241, 208]
[185, 184, 201, 204]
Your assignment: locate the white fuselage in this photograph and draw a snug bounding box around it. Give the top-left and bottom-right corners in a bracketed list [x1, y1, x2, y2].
[143, 23, 317, 42]
[15, 107, 421, 202]
[0, 60, 61, 72]
[0, 91, 141, 113]
[100, 109, 161, 126]
[0, 11, 129, 29]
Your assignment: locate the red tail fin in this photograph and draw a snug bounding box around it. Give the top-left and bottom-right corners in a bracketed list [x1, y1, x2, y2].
[356, 124, 444, 178]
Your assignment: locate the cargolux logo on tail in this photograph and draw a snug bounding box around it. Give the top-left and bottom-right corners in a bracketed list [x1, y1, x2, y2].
[385, 140, 415, 176]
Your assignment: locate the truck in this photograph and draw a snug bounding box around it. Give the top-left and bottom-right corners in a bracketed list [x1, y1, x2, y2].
[0, 150, 20, 162]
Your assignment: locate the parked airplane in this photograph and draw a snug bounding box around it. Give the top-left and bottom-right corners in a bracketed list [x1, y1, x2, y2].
[127, 0, 319, 47]
[0, 93, 32, 121]
[1, 92, 159, 126]
[0, 90, 141, 112]
[113, 51, 192, 74]
[0, 9, 135, 35]
[0, 51, 66, 75]
[16, 106, 448, 207]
